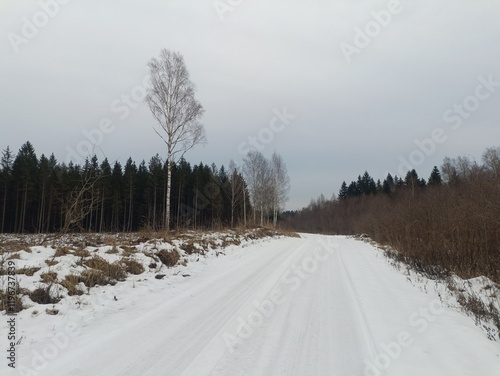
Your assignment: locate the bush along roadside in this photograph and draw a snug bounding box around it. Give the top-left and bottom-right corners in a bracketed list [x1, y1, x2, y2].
[356, 235, 500, 341]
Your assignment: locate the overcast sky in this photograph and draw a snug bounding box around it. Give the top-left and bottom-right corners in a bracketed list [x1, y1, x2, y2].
[1, 0, 499, 210]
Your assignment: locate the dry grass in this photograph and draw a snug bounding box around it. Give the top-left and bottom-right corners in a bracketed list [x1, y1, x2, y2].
[74, 248, 91, 258]
[182, 241, 198, 255]
[60, 275, 84, 296]
[244, 227, 277, 240]
[54, 246, 72, 257]
[0, 240, 30, 254]
[17, 267, 41, 276]
[79, 269, 114, 288]
[122, 259, 145, 275]
[2, 229, 297, 312]
[40, 271, 58, 283]
[45, 260, 58, 267]
[157, 250, 180, 267]
[458, 291, 500, 339]
[384, 249, 449, 280]
[83, 256, 127, 281]
[105, 247, 120, 255]
[277, 229, 301, 238]
[144, 251, 159, 262]
[29, 285, 61, 305]
[7, 253, 21, 260]
[121, 246, 137, 256]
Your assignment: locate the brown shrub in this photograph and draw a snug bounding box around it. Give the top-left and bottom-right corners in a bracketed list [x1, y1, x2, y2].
[0, 241, 30, 254]
[29, 285, 60, 305]
[54, 246, 72, 257]
[182, 242, 197, 255]
[79, 269, 113, 288]
[74, 248, 91, 258]
[60, 275, 84, 296]
[105, 247, 119, 255]
[122, 259, 145, 275]
[40, 271, 58, 283]
[83, 256, 127, 281]
[121, 246, 137, 256]
[157, 250, 180, 267]
[277, 229, 301, 238]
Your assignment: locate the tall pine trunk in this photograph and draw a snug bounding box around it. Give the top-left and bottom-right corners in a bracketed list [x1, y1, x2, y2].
[176, 182, 181, 230]
[1, 182, 7, 233]
[128, 182, 133, 232]
[152, 185, 157, 231]
[243, 187, 246, 227]
[37, 181, 46, 233]
[20, 183, 28, 233]
[165, 157, 172, 231]
[45, 188, 53, 233]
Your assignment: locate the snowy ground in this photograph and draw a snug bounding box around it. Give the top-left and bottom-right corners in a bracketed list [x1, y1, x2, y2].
[1, 233, 500, 376]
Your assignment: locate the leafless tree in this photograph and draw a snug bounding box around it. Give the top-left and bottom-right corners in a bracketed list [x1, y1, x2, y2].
[145, 49, 206, 230]
[243, 151, 290, 226]
[243, 151, 269, 225]
[270, 152, 290, 226]
[60, 169, 100, 234]
[483, 147, 500, 178]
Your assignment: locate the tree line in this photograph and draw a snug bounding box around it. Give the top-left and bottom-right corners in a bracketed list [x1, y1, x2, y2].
[0, 141, 289, 234]
[284, 146, 500, 283]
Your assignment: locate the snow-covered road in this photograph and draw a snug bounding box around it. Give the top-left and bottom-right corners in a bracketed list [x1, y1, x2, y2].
[15, 235, 500, 375]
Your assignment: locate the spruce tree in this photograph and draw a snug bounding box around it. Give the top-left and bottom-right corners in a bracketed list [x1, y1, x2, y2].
[338, 181, 348, 200]
[383, 173, 395, 195]
[1, 147, 14, 233]
[428, 166, 442, 186]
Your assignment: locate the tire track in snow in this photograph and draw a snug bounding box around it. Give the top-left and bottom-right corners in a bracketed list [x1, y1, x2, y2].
[124, 241, 309, 376]
[336, 246, 379, 361]
[206, 236, 322, 376]
[209, 235, 372, 376]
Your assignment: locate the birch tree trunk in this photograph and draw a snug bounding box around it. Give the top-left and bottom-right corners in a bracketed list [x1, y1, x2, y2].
[146, 49, 206, 231]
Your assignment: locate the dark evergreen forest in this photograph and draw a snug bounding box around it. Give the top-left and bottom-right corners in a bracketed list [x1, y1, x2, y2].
[0, 141, 251, 233]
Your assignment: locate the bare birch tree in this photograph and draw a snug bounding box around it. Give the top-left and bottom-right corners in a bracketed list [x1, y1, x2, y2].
[243, 151, 290, 227]
[146, 49, 206, 230]
[270, 151, 290, 226]
[244, 151, 276, 225]
[243, 151, 264, 224]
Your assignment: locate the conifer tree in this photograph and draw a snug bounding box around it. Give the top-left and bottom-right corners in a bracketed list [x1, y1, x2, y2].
[338, 181, 348, 200]
[428, 166, 442, 186]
